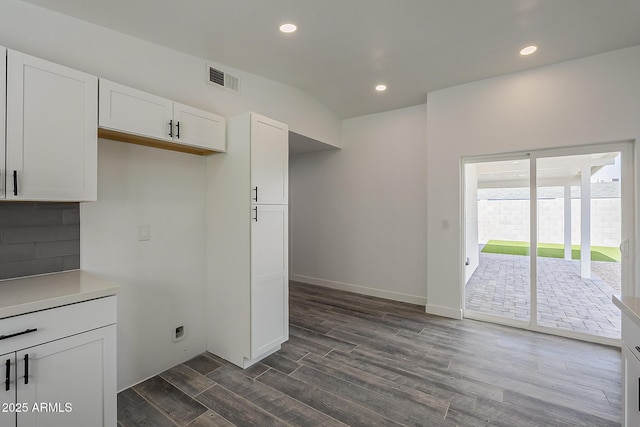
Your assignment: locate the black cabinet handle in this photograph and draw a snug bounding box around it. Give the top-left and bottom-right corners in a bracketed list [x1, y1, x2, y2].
[0, 328, 37, 341]
[176, 121, 180, 139]
[12, 170, 17, 196]
[253, 206, 258, 222]
[23, 354, 28, 385]
[5, 359, 9, 391]
[169, 120, 173, 137]
[253, 186, 258, 202]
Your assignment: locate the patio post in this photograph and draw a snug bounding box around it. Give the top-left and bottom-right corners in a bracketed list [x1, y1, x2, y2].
[564, 184, 572, 260]
[580, 165, 591, 279]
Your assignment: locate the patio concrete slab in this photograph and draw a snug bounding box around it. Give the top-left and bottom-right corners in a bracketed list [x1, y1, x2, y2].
[465, 252, 620, 339]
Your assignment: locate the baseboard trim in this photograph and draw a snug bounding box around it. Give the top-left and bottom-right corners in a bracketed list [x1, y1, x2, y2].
[425, 304, 463, 320]
[291, 274, 427, 306]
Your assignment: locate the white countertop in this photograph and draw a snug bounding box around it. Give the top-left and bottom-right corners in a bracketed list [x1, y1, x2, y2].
[0, 270, 119, 319]
[613, 294, 640, 326]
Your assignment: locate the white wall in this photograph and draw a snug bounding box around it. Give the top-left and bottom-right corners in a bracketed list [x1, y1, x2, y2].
[290, 104, 428, 304]
[81, 141, 206, 390]
[0, 0, 341, 390]
[427, 46, 640, 317]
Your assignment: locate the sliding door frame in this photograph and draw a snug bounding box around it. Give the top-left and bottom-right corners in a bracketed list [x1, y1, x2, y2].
[462, 141, 634, 347]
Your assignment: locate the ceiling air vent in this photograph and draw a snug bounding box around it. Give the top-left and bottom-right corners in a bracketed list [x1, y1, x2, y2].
[207, 63, 240, 94]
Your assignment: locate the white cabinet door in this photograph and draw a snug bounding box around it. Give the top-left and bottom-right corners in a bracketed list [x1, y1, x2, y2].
[16, 326, 116, 427]
[251, 205, 288, 358]
[0, 47, 6, 200]
[173, 103, 226, 151]
[6, 50, 97, 201]
[624, 345, 640, 427]
[0, 352, 16, 427]
[99, 79, 173, 142]
[250, 114, 288, 205]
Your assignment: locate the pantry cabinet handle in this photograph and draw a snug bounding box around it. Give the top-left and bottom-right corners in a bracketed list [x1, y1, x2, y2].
[5, 359, 9, 391]
[12, 170, 17, 196]
[253, 206, 258, 222]
[23, 354, 28, 385]
[253, 186, 258, 202]
[176, 121, 180, 139]
[0, 328, 38, 341]
[169, 120, 173, 137]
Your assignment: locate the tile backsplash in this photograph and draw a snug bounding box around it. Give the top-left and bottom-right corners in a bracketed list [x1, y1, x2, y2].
[0, 202, 80, 280]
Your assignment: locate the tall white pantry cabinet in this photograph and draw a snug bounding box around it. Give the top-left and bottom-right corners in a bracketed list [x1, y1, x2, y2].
[206, 112, 289, 368]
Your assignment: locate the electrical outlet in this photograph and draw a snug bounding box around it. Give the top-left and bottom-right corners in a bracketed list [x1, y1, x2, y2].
[172, 325, 185, 343]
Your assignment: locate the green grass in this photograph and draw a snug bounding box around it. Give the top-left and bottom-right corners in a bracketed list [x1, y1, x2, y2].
[481, 239, 621, 262]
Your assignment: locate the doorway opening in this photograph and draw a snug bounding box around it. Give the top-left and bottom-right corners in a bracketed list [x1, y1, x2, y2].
[463, 143, 633, 344]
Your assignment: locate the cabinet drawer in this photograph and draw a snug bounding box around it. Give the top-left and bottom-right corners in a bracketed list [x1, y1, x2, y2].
[0, 296, 116, 354]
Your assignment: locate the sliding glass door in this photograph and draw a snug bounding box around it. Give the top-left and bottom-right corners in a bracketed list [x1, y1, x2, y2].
[464, 157, 531, 324]
[464, 143, 632, 344]
[535, 151, 624, 339]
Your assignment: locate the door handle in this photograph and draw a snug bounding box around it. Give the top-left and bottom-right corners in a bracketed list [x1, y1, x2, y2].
[23, 354, 28, 385]
[12, 170, 17, 196]
[0, 328, 38, 341]
[169, 120, 173, 137]
[5, 359, 9, 391]
[176, 121, 180, 139]
[620, 239, 629, 256]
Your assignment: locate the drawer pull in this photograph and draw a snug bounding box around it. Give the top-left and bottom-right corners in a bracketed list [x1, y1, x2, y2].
[24, 354, 28, 385]
[0, 328, 38, 341]
[636, 346, 640, 353]
[5, 359, 9, 391]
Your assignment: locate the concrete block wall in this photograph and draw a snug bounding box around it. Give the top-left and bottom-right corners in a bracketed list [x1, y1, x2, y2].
[478, 198, 621, 247]
[0, 202, 80, 280]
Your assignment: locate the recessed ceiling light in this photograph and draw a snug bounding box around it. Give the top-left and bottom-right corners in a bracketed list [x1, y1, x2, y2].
[279, 23, 297, 33]
[520, 45, 537, 56]
[375, 84, 387, 92]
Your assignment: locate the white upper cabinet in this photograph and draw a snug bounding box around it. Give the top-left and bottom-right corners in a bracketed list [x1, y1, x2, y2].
[98, 79, 173, 141]
[250, 114, 288, 205]
[173, 102, 226, 152]
[98, 79, 226, 154]
[5, 50, 98, 201]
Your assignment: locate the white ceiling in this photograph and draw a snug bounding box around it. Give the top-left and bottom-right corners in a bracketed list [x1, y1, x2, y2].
[21, 0, 640, 119]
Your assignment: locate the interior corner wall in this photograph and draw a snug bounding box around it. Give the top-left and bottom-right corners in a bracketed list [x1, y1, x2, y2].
[426, 46, 640, 316]
[0, 0, 341, 390]
[290, 104, 428, 305]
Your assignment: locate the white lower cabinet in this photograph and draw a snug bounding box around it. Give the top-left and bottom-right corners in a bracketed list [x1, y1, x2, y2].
[624, 345, 640, 427]
[622, 311, 640, 427]
[251, 204, 288, 358]
[0, 297, 116, 427]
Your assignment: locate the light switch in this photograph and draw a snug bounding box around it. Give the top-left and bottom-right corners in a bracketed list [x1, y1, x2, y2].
[138, 224, 150, 241]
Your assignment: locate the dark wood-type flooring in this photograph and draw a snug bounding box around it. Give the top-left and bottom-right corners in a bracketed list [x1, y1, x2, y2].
[118, 282, 622, 426]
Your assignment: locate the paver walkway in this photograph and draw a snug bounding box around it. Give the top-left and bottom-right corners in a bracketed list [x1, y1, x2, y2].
[465, 251, 620, 339]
